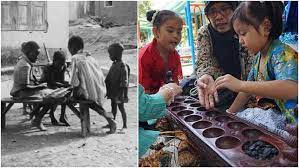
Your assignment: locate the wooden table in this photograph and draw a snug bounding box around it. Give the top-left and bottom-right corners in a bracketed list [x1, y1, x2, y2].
[1, 97, 93, 137]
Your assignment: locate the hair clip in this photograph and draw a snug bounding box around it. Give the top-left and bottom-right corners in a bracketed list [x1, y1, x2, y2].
[151, 10, 160, 24]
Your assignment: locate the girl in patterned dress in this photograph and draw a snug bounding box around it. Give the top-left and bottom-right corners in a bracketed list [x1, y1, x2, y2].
[215, 2, 297, 132]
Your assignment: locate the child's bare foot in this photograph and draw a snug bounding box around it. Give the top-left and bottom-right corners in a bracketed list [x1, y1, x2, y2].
[106, 119, 116, 134]
[32, 119, 47, 131]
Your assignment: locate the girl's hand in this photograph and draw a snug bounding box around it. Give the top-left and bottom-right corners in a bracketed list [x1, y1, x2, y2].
[160, 83, 183, 96]
[215, 74, 243, 92]
[159, 83, 182, 104]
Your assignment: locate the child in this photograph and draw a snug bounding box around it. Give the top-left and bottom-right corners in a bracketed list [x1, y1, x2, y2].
[20, 42, 34, 115]
[105, 43, 130, 129]
[139, 10, 183, 94]
[40, 50, 71, 126]
[215, 2, 298, 132]
[10, 41, 52, 131]
[68, 36, 116, 134]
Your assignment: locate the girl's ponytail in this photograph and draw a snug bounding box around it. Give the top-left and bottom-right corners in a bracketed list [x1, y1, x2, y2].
[146, 10, 182, 29]
[146, 10, 156, 23]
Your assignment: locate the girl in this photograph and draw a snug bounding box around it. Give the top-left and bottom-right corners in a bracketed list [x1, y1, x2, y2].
[215, 2, 297, 132]
[139, 10, 183, 94]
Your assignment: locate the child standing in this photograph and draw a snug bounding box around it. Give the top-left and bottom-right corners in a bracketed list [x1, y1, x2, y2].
[68, 36, 116, 134]
[105, 43, 130, 129]
[40, 50, 70, 126]
[215, 2, 297, 132]
[139, 10, 183, 94]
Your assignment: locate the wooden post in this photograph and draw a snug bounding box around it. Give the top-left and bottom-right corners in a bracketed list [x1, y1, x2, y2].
[1, 102, 6, 129]
[1, 102, 14, 129]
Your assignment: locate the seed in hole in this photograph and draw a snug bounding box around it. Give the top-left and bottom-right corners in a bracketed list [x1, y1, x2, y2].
[242, 140, 279, 160]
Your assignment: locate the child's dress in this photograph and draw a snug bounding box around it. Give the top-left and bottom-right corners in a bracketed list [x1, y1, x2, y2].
[236, 39, 298, 131]
[105, 60, 130, 103]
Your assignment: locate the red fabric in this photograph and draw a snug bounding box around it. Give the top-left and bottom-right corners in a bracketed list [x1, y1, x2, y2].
[138, 39, 183, 94]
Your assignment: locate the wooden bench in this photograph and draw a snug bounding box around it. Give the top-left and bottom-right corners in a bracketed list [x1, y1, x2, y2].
[1, 97, 93, 137]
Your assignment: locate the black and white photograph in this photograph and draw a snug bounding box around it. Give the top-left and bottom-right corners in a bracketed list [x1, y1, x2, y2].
[1, 1, 137, 167]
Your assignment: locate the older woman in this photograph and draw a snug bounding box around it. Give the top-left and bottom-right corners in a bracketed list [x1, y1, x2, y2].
[195, 1, 253, 109]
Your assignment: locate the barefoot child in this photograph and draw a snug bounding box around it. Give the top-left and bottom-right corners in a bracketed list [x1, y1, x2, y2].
[68, 36, 116, 134]
[40, 50, 71, 126]
[105, 43, 130, 129]
[10, 41, 52, 131]
[215, 2, 298, 132]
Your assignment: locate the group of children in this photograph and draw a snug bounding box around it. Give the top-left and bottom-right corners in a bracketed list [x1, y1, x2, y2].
[11, 36, 130, 133]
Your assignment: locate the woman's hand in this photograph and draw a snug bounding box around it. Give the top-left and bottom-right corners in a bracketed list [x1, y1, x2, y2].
[196, 74, 219, 109]
[215, 74, 243, 92]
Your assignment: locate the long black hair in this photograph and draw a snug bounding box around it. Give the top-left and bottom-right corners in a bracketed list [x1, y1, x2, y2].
[231, 1, 284, 39]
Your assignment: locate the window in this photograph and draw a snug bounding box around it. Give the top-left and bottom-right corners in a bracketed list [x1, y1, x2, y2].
[1, 1, 47, 31]
[104, 1, 113, 7]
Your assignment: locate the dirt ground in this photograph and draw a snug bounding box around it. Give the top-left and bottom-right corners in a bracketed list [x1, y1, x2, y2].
[1, 86, 137, 167]
[69, 23, 137, 74]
